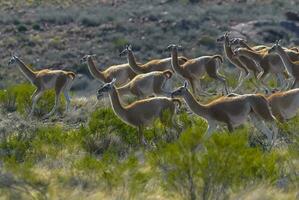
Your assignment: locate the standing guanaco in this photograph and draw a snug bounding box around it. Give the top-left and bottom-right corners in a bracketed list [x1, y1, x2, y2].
[268, 41, 299, 89]
[217, 33, 263, 91]
[167, 44, 229, 96]
[80, 54, 136, 86]
[8, 55, 75, 118]
[232, 40, 299, 90]
[171, 81, 278, 142]
[117, 70, 173, 98]
[97, 79, 181, 145]
[119, 45, 188, 74]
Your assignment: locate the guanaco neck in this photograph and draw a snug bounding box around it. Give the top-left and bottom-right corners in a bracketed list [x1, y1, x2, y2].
[224, 37, 234, 58]
[182, 89, 208, 118]
[238, 49, 263, 63]
[14, 57, 36, 83]
[127, 50, 146, 74]
[239, 41, 254, 51]
[109, 87, 129, 122]
[275, 47, 294, 74]
[171, 48, 186, 76]
[87, 57, 107, 82]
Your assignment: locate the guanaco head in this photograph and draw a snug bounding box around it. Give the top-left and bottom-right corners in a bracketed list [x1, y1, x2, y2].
[8, 55, 18, 65]
[268, 40, 282, 54]
[80, 54, 96, 64]
[97, 78, 116, 99]
[230, 38, 247, 47]
[119, 44, 132, 57]
[216, 32, 230, 43]
[163, 70, 173, 79]
[166, 44, 183, 51]
[171, 81, 188, 98]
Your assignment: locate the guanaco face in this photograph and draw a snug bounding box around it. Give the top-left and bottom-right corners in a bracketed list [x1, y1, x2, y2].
[8, 55, 75, 118]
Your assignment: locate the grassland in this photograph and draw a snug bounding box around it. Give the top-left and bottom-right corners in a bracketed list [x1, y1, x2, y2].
[0, 0, 299, 199]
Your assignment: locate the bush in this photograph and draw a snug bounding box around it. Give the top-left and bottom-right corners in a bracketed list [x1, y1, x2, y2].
[0, 84, 65, 117]
[16, 24, 28, 32]
[80, 15, 101, 27]
[150, 122, 280, 200]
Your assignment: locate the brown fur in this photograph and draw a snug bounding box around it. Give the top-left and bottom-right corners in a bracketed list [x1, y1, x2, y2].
[101, 86, 180, 144]
[126, 48, 188, 74]
[170, 46, 228, 95]
[235, 42, 299, 80]
[10, 56, 75, 117]
[67, 71, 76, 79]
[267, 88, 299, 121]
[172, 85, 276, 134]
[163, 70, 173, 79]
[172, 98, 182, 108]
[117, 71, 172, 98]
[84, 56, 137, 86]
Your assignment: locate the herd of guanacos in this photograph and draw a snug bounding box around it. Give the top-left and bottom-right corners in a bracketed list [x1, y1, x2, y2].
[7, 32, 299, 145]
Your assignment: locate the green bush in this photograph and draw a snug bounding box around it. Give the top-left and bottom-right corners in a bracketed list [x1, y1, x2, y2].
[0, 126, 72, 164]
[16, 24, 28, 32]
[0, 84, 65, 117]
[80, 14, 101, 27]
[149, 122, 280, 200]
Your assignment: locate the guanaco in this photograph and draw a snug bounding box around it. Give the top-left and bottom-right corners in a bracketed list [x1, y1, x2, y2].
[80, 54, 136, 86]
[117, 70, 173, 98]
[268, 41, 299, 89]
[232, 40, 299, 90]
[171, 81, 278, 142]
[97, 79, 181, 145]
[217, 33, 263, 91]
[167, 44, 229, 96]
[119, 45, 188, 74]
[8, 55, 76, 118]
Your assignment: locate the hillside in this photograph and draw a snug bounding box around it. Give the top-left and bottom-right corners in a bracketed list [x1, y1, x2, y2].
[0, 0, 299, 94]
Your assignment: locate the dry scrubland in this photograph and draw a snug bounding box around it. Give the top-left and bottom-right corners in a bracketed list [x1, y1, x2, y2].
[0, 0, 299, 199]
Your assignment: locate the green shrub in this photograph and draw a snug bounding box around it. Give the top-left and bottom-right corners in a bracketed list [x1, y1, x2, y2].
[32, 23, 42, 31]
[149, 122, 280, 200]
[87, 108, 137, 144]
[16, 24, 28, 32]
[0, 126, 70, 163]
[80, 14, 101, 27]
[0, 84, 65, 117]
[113, 37, 129, 50]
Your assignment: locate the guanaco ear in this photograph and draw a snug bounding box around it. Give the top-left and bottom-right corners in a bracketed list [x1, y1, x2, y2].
[275, 40, 281, 45]
[183, 81, 188, 88]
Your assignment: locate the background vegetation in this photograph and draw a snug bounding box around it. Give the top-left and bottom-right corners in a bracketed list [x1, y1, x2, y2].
[0, 0, 299, 199]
